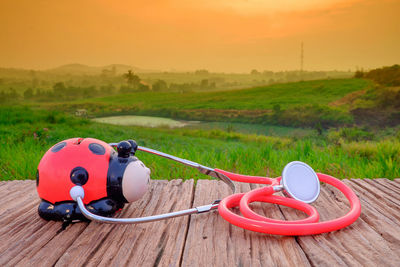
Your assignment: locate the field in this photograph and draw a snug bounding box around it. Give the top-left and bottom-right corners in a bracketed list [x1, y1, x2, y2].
[1, 67, 399, 182]
[1, 106, 399, 182]
[42, 78, 371, 129]
[71, 78, 369, 111]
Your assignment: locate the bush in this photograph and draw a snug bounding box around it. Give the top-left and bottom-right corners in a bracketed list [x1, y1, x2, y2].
[328, 127, 375, 143]
[354, 70, 364, 78]
[377, 87, 400, 108]
[277, 104, 353, 128]
[364, 64, 400, 86]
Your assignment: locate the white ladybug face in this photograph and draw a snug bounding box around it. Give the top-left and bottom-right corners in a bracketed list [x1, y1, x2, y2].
[121, 160, 151, 202]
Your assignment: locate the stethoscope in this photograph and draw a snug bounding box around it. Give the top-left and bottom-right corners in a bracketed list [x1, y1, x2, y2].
[69, 143, 361, 235]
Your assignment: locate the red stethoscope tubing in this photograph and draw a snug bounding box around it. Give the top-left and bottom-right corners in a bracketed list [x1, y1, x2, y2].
[215, 169, 361, 236]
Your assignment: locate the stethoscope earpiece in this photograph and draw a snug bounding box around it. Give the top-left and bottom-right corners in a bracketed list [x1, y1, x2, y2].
[70, 185, 84, 201]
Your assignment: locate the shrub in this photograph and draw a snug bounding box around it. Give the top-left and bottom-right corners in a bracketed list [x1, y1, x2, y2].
[328, 127, 374, 143]
[277, 104, 353, 128]
[364, 64, 400, 86]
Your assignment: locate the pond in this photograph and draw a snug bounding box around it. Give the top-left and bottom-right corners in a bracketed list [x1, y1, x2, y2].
[92, 115, 195, 128]
[92, 115, 312, 137]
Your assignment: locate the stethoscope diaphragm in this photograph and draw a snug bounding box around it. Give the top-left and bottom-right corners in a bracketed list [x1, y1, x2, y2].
[280, 161, 320, 204]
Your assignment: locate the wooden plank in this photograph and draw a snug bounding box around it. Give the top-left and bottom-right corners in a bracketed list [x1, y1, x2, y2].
[374, 178, 400, 192]
[0, 181, 36, 215]
[344, 179, 400, 252]
[0, 180, 34, 204]
[0, 181, 42, 237]
[0, 181, 87, 267]
[1, 178, 400, 266]
[0, 183, 39, 230]
[181, 180, 311, 267]
[360, 179, 400, 209]
[279, 179, 400, 266]
[15, 222, 88, 267]
[54, 179, 194, 267]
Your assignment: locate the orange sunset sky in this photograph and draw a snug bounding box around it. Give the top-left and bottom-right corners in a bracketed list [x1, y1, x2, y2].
[0, 0, 399, 72]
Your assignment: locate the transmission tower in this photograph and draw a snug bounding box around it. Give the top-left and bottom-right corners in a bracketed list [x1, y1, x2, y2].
[300, 42, 304, 72]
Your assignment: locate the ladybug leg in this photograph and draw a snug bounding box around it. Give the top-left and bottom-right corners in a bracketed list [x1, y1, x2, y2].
[38, 200, 54, 221]
[38, 200, 88, 222]
[38, 198, 125, 222]
[85, 198, 125, 218]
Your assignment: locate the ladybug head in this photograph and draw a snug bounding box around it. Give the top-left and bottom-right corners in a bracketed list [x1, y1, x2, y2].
[115, 140, 151, 202]
[86, 139, 151, 205]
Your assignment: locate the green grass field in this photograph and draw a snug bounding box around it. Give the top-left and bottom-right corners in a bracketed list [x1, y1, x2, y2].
[41, 78, 371, 129]
[185, 121, 314, 137]
[1, 76, 398, 182]
[1, 106, 399, 182]
[73, 78, 370, 111]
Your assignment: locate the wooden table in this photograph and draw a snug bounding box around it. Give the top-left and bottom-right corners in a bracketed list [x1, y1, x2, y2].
[1, 178, 400, 266]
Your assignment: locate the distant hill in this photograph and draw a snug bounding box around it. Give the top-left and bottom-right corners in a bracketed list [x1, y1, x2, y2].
[46, 63, 157, 75]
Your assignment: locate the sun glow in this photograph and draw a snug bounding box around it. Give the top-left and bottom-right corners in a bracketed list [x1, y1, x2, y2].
[196, 0, 356, 13]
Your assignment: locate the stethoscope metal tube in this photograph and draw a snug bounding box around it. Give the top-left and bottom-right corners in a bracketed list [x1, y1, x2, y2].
[73, 193, 220, 224]
[72, 143, 237, 224]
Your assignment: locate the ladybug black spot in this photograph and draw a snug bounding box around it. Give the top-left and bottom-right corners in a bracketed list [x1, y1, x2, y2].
[89, 143, 105, 155]
[70, 167, 89, 185]
[51, 142, 66, 153]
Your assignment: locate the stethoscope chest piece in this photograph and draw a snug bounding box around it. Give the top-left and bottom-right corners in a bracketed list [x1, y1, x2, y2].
[281, 161, 320, 204]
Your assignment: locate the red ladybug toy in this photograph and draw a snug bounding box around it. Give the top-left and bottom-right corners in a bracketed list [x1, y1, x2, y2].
[37, 137, 150, 222]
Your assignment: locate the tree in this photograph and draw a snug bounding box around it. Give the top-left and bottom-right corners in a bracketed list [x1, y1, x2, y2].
[8, 88, 19, 99]
[152, 80, 168, 91]
[263, 70, 274, 76]
[354, 70, 364, 78]
[32, 78, 39, 88]
[138, 83, 150, 92]
[123, 70, 140, 89]
[111, 65, 117, 76]
[24, 88, 34, 99]
[194, 69, 209, 75]
[251, 69, 260, 75]
[200, 79, 209, 88]
[53, 82, 66, 97]
[272, 104, 282, 123]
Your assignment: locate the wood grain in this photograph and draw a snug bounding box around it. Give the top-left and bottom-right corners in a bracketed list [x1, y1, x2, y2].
[279, 178, 400, 266]
[181, 180, 310, 267]
[55, 179, 194, 267]
[0, 181, 87, 267]
[1, 178, 400, 266]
